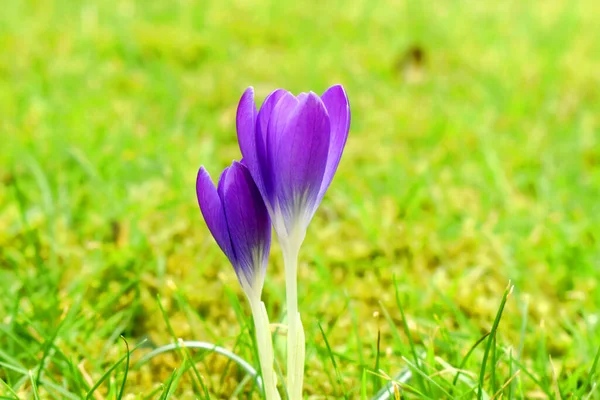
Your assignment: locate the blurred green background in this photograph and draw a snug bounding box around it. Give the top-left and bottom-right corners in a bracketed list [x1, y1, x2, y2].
[1, 0, 599, 398]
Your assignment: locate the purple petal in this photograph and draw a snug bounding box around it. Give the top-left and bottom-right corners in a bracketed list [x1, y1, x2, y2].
[257, 89, 288, 146]
[236, 88, 261, 191]
[266, 92, 299, 171]
[272, 92, 331, 229]
[317, 84, 350, 202]
[254, 89, 290, 205]
[220, 161, 271, 286]
[196, 167, 235, 264]
[296, 92, 309, 102]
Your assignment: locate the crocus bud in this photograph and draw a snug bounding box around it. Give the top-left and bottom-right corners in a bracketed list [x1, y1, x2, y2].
[196, 161, 271, 297]
[236, 85, 350, 240]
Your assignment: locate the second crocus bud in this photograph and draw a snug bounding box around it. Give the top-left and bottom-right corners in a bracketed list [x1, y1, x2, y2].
[196, 161, 271, 298]
[196, 161, 280, 400]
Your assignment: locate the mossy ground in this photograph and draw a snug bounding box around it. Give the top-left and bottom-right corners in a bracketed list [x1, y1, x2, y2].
[1, 0, 599, 398]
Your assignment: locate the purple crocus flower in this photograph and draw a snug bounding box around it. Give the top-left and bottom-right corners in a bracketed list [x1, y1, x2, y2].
[196, 161, 280, 399]
[236, 84, 350, 240]
[235, 84, 350, 398]
[196, 161, 271, 296]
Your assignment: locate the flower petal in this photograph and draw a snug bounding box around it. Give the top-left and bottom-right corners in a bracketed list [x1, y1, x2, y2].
[220, 161, 272, 289]
[196, 167, 235, 264]
[257, 89, 288, 147]
[272, 92, 331, 230]
[266, 91, 299, 166]
[255, 89, 294, 206]
[318, 84, 350, 201]
[236, 87, 258, 177]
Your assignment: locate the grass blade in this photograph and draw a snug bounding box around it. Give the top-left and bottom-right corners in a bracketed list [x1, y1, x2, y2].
[318, 323, 348, 399]
[477, 283, 513, 400]
[577, 343, 600, 398]
[452, 332, 490, 387]
[116, 336, 130, 400]
[393, 276, 426, 393]
[135, 340, 263, 393]
[85, 339, 146, 399]
[29, 370, 40, 400]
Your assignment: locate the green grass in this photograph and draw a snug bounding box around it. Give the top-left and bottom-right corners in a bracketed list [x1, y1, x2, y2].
[1, 0, 600, 398]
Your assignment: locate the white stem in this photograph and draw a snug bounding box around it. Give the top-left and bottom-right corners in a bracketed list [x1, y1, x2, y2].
[249, 296, 280, 400]
[291, 312, 305, 399]
[282, 228, 306, 400]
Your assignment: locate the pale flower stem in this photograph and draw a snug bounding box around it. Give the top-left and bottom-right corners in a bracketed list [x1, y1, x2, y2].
[282, 233, 305, 400]
[293, 312, 305, 398]
[249, 296, 280, 400]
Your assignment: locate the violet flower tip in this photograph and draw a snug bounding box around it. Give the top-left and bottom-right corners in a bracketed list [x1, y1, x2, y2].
[196, 166, 212, 190]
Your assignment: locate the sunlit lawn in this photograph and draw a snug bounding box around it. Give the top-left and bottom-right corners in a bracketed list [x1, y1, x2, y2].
[1, 0, 599, 398]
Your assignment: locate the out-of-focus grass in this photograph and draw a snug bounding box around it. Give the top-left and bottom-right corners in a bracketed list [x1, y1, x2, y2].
[1, 0, 599, 398]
